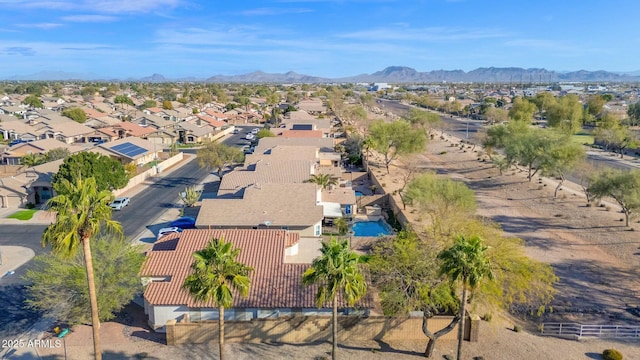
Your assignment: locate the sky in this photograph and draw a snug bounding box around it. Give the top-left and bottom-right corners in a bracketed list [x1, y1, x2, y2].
[1, 0, 639, 79]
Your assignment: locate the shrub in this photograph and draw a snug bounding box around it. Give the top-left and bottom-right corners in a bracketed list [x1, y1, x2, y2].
[440, 151, 447, 155]
[481, 313, 492, 322]
[513, 325, 521, 332]
[25, 203, 35, 209]
[602, 349, 623, 360]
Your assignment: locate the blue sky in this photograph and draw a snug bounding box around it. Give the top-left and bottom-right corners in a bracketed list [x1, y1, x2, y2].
[1, 0, 639, 79]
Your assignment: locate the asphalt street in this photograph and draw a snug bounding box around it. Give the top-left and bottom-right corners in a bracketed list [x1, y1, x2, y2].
[0, 128, 257, 342]
[378, 98, 639, 176]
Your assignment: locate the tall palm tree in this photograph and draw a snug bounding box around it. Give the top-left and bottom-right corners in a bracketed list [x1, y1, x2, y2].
[182, 238, 252, 360]
[438, 235, 493, 360]
[306, 173, 338, 190]
[302, 238, 369, 360]
[42, 177, 122, 360]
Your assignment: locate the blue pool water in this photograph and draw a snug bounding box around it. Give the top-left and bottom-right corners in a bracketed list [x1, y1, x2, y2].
[355, 191, 364, 197]
[351, 220, 393, 237]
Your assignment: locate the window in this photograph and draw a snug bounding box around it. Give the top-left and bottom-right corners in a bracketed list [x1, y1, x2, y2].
[314, 224, 321, 236]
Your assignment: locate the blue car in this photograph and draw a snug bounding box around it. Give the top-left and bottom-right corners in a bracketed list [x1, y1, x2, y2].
[170, 216, 196, 229]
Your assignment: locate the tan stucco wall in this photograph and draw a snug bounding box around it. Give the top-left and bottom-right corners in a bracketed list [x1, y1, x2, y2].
[166, 315, 458, 345]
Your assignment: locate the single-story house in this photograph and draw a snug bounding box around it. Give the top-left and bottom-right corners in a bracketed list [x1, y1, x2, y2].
[139, 228, 374, 331]
[93, 136, 158, 166]
[217, 159, 315, 198]
[196, 183, 324, 237]
[2, 138, 82, 165]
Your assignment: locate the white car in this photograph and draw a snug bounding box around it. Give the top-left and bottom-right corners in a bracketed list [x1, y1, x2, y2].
[251, 128, 260, 134]
[109, 197, 130, 210]
[245, 133, 255, 140]
[157, 227, 182, 240]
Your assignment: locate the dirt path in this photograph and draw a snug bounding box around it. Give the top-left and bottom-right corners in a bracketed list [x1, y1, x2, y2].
[373, 133, 640, 325]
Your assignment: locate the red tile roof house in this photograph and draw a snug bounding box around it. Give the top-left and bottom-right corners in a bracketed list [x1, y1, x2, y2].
[139, 229, 375, 332]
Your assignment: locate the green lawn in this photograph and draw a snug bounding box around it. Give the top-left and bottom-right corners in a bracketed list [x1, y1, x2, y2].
[572, 130, 594, 145]
[8, 209, 37, 220]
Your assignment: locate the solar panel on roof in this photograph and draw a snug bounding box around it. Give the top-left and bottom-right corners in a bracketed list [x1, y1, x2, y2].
[291, 124, 313, 130]
[111, 142, 148, 158]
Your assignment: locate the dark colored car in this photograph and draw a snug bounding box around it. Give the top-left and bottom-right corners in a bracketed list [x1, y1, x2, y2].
[170, 216, 196, 229]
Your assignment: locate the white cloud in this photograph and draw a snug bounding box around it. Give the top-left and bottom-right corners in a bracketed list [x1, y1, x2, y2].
[61, 14, 118, 22]
[238, 7, 313, 16]
[338, 26, 508, 42]
[16, 23, 63, 29]
[2, 0, 183, 14]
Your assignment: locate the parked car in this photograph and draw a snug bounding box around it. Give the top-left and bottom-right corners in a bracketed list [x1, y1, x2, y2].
[251, 128, 260, 134]
[233, 128, 239, 134]
[109, 197, 130, 210]
[170, 216, 196, 229]
[157, 227, 182, 240]
[245, 133, 255, 140]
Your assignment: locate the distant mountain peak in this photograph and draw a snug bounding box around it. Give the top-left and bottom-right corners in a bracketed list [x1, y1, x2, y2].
[3, 66, 639, 83]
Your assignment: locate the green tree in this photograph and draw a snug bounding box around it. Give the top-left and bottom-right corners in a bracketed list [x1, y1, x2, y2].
[182, 238, 252, 360]
[62, 107, 87, 123]
[162, 100, 173, 110]
[594, 113, 638, 158]
[438, 235, 493, 360]
[306, 173, 338, 190]
[403, 173, 477, 235]
[626, 102, 640, 127]
[501, 128, 583, 182]
[302, 238, 369, 360]
[586, 95, 606, 117]
[45, 147, 71, 162]
[367, 120, 427, 174]
[22, 94, 43, 108]
[25, 236, 144, 324]
[546, 94, 583, 134]
[508, 97, 536, 123]
[21, 153, 46, 167]
[53, 152, 128, 193]
[588, 169, 640, 226]
[539, 136, 585, 197]
[197, 141, 244, 177]
[334, 217, 348, 235]
[42, 177, 122, 360]
[370, 231, 459, 358]
[531, 92, 557, 118]
[179, 186, 201, 207]
[114, 94, 134, 107]
[256, 128, 275, 139]
[140, 99, 157, 109]
[404, 108, 442, 133]
[484, 106, 509, 125]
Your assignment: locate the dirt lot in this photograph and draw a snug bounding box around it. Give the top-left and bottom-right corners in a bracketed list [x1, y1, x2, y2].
[33, 133, 640, 359]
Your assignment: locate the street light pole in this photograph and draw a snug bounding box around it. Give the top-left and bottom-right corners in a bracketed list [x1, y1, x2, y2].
[466, 111, 470, 139]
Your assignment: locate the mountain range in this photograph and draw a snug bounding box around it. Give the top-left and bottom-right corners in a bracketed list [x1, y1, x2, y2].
[4, 67, 640, 83]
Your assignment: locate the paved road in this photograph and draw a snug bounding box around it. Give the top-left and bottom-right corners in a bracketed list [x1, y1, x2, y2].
[112, 156, 208, 239]
[378, 98, 639, 174]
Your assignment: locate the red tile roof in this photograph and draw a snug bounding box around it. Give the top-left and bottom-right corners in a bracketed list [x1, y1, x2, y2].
[140, 229, 374, 310]
[197, 115, 226, 128]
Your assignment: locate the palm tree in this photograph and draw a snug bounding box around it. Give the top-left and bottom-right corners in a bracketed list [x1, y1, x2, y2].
[42, 177, 122, 360]
[306, 173, 338, 190]
[438, 235, 493, 360]
[21, 153, 46, 167]
[302, 238, 369, 360]
[182, 238, 253, 360]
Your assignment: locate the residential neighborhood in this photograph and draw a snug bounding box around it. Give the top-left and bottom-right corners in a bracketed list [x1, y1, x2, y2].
[1, 80, 640, 360]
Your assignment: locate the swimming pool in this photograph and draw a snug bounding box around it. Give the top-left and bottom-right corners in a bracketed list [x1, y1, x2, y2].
[351, 220, 393, 237]
[355, 191, 364, 197]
